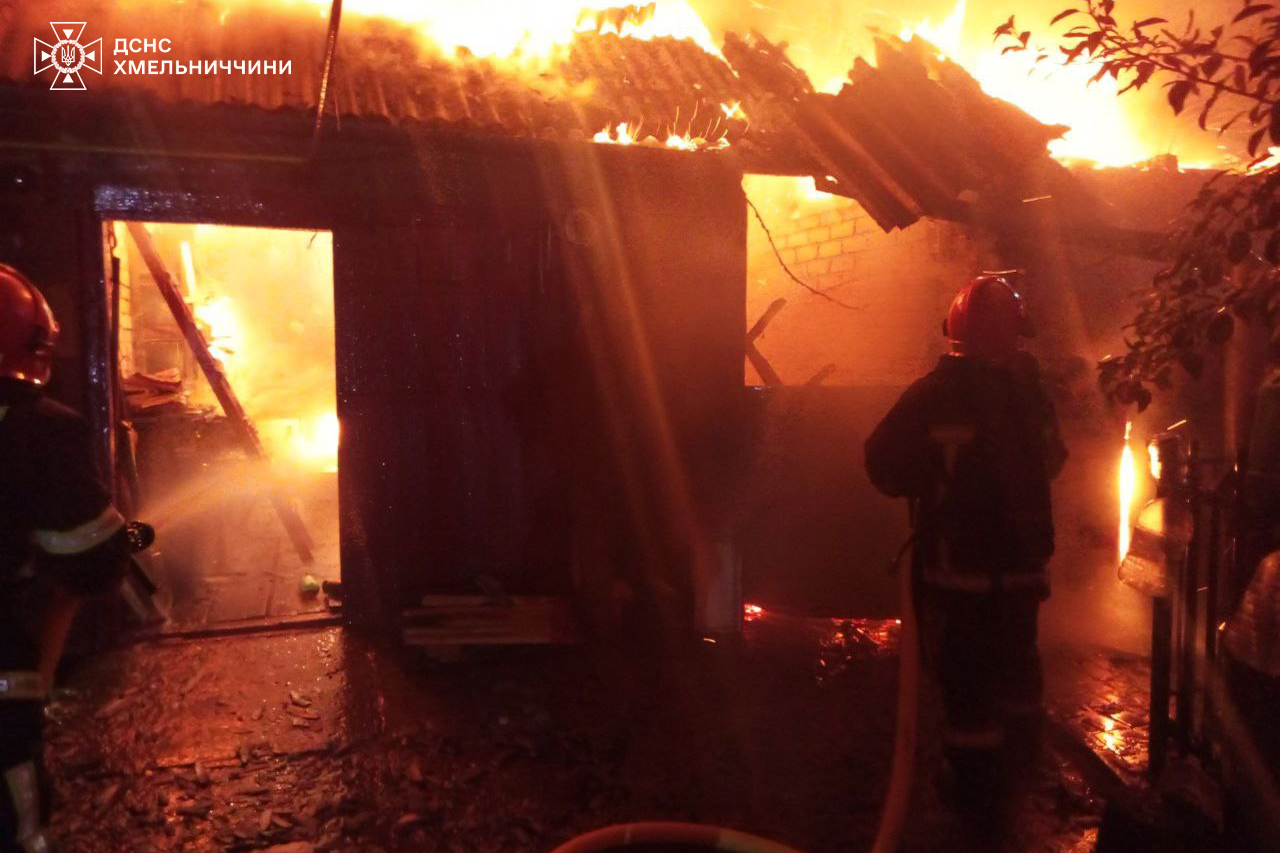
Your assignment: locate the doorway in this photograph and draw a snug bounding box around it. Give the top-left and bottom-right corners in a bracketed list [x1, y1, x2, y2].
[106, 220, 339, 629]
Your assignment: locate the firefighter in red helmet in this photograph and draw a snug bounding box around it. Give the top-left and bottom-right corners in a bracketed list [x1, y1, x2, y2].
[865, 274, 1067, 809]
[1, 264, 131, 853]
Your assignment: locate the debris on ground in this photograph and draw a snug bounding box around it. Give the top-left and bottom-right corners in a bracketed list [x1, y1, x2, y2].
[44, 625, 1111, 853]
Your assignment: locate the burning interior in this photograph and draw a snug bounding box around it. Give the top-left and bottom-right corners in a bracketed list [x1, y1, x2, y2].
[108, 222, 339, 627]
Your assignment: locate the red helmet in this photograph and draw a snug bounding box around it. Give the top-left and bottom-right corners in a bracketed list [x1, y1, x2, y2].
[0, 264, 59, 387]
[944, 274, 1033, 361]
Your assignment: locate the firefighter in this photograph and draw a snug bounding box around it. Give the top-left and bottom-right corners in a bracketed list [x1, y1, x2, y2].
[865, 274, 1067, 806]
[1, 264, 131, 853]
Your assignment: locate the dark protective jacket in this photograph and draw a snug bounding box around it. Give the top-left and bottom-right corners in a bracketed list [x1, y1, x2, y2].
[865, 353, 1067, 594]
[1, 389, 128, 665]
[1, 390, 127, 853]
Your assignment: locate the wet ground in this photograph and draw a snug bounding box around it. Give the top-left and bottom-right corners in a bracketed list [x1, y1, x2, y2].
[41, 611, 1114, 853]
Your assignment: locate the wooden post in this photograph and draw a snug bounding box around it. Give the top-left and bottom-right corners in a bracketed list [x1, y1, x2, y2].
[125, 222, 315, 565]
[745, 298, 786, 386]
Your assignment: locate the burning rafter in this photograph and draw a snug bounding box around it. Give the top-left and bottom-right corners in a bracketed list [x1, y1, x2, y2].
[125, 223, 317, 566]
[0, 0, 1180, 242]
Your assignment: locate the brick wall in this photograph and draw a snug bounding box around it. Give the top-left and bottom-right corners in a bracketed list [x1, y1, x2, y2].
[744, 176, 992, 388]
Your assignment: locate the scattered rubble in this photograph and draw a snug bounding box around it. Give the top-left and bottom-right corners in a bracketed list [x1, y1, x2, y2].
[44, 626, 1106, 853]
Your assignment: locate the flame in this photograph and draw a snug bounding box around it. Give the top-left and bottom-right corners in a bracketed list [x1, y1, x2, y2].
[743, 602, 766, 622]
[289, 412, 340, 473]
[1118, 421, 1137, 561]
[194, 295, 240, 364]
[594, 122, 637, 145]
[180, 240, 199, 298]
[1147, 441, 1162, 481]
[895, 1, 1212, 168]
[594, 120, 730, 151]
[300, 0, 719, 61]
[665, 133, 698, 151]
[899, 0, 965, 57]
[156, 225, 339, 475]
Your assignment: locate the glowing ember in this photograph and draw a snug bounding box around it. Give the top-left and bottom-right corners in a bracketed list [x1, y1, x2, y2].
[594, 122, 636, 145]
[665, 133, 698, 151]
[1147, 441, 1162, 482]
[593, 121, 729, 151]
[1118, 421, 1137, 562]
[743, 603, 765, 622]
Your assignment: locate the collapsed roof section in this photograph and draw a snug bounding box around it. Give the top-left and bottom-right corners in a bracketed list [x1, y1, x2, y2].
[0, 1, 1063, 231]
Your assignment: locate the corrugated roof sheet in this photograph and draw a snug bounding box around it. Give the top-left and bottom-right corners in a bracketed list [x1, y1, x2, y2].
[1, 2, 1065, 231]
[0, 0, 753, 144]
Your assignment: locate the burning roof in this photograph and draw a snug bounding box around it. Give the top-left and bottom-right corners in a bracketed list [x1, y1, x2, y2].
[0, 0, 1067, 231]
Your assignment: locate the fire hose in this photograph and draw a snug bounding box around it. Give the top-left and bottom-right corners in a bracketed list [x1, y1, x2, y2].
[546, 550, 921, 853]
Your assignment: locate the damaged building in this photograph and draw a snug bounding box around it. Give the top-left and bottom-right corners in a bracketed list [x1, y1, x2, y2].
[0, 0, 1197, 641]
[7, 1, 1280, 852]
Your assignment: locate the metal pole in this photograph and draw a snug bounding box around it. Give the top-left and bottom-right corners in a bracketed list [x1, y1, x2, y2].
[1205, 500, 1222, 667]
[310, 0, 343, 158]
[1150, 595, 1173, 777]
[1176, 442, 1202, 749]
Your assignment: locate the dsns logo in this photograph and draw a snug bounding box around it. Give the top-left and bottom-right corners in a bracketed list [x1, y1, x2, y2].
[34, 22, 102, 90]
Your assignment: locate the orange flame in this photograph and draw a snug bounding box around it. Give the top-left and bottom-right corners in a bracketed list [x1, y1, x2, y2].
[895, 1, 1223, 168]
[193, 295, 239, 364]
[593, 120, 730, 151]
[1118, 421, 1137, 561]
[300, 0, 720, 61]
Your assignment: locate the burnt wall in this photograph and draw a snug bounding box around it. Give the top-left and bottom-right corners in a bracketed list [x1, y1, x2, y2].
[737, 178, 991, 616]
[331, 144, 746, 626]
[0, 109, 745, 632]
